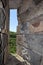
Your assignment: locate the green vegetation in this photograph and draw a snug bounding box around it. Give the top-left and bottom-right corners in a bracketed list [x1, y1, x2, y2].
[9, 32, 16, 53]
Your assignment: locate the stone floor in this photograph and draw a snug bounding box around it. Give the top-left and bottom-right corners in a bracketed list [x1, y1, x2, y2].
[6, 54, 27, 65]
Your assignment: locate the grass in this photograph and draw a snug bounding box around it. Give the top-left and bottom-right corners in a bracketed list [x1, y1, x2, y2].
[9, 32, 16, 53]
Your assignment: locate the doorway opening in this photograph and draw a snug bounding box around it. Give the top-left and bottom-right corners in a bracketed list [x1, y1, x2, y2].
[9, 9, 18, 54]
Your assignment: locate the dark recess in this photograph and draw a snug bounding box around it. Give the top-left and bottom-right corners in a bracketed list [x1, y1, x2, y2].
[33, 0, 43, 5]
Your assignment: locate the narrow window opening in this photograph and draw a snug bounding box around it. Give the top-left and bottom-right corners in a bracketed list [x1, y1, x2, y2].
[9, 9, 18, 54]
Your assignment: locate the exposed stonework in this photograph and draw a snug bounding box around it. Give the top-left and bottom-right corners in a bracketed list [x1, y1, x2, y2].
[0, 0, 9, 65]
[16, 0, 43, 65]
[0, 0, 43, 65]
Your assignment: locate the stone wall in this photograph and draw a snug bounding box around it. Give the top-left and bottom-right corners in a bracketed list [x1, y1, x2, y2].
[0, 0, 43, 65]
[16, 0, 43, 65]
[0, 0, 9, 65]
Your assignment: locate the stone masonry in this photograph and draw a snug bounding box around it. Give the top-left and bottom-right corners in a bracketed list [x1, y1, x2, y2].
[0, 0, 43, 65]
[16, 0, 43, 65]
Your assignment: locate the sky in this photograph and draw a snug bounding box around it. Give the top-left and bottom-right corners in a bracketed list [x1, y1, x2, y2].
[10, 9, 18, 32]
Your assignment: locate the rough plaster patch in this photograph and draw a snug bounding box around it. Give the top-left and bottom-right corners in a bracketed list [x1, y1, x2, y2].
[29, 22, 43, 33]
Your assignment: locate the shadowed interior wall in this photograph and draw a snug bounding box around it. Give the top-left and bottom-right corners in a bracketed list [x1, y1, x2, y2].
[16, 0, 43, 65]
[1, 0, 43, 65]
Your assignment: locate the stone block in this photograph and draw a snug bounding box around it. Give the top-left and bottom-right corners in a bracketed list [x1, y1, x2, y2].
[4, 46, 8, 64]
[17, 25, 21, 34]
[20, 22, 30, 34]
[24, 34, 43, 56]
[16, 44, 22, 56]
[18, 0, 30, 14]
[28, 49, 41, 65]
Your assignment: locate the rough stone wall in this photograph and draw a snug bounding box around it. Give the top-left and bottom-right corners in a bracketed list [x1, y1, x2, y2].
[1, 0, 43, 65]
[3, 1, 9, 64]
[0, 0, 9, 65]
[16, 0, 43, 65]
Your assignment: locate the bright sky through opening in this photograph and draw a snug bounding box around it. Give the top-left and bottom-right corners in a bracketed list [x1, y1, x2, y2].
[10, 9, 18, 32]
